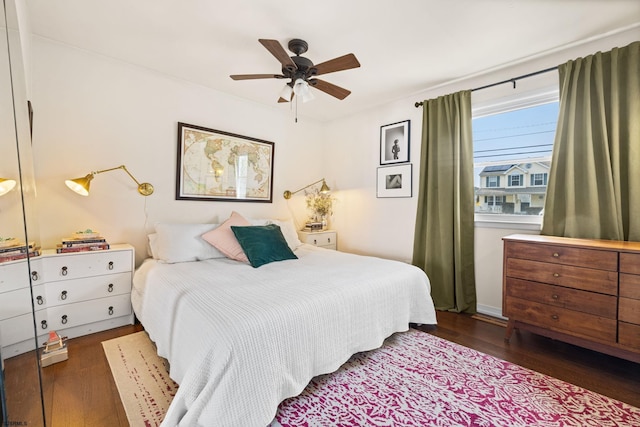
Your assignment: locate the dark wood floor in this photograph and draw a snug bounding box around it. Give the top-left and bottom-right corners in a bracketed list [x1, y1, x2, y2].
[3, 311, 639, 426]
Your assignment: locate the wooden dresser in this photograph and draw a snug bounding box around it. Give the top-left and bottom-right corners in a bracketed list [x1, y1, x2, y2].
[503, 234, 640, 363]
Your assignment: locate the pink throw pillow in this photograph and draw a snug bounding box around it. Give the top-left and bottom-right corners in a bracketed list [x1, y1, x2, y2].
[202, 211, 250, 262]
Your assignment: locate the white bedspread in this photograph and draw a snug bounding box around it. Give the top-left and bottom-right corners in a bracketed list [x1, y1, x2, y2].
[133, 244, 436, 427]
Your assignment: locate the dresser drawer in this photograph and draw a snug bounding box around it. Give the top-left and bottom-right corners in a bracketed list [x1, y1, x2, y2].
[46, 293, 132, 330]
[620, 253, 640, 275]
[620, 274, 640, 299]
[0, 257, 42, 292]
[619, 322, 640, 349]
[619, 297, 640, 325]
[505, 296, 616, 342]
[0, 287, 33, 320]
[506, 258, 618, 295]
[505, 278, 616, 319]
[505, 241, 618, 271]
[42, 249, 132, 282]
[298, 231, 337, 249]
[45, 272, 132, 307]
[1, 309, 47, 347]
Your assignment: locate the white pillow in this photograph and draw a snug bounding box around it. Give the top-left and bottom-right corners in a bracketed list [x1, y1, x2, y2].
[265, 218, 303, 251]
[147, 233, 158, 258]
[153, 223, 225, 263]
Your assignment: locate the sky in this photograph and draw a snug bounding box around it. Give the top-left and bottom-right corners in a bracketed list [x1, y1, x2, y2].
[472, 102, 559, 186]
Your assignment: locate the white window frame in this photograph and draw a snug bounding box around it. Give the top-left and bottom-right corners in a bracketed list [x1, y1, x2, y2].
[508, 174, 523, 187]
[531, 172, 548, 186]
[473, 85, 559, 230]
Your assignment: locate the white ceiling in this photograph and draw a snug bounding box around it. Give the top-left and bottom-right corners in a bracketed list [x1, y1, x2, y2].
[27, 0, 640, 122]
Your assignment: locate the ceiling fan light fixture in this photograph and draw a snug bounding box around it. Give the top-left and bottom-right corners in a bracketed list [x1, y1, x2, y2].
[293, 78, 314, 103]
[279, 83, 293, 102]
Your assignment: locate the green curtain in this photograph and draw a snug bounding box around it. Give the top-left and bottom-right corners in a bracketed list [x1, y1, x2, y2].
[542, 41, 640, 241]
[412, 90, 476, 313]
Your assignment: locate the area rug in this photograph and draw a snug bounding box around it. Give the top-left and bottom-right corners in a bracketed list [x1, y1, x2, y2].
[104, 330, 640, 427]
[102, 331, 178, 427]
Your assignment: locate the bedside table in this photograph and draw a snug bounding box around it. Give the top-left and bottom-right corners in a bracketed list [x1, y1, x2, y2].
[298, 230, 337, 250]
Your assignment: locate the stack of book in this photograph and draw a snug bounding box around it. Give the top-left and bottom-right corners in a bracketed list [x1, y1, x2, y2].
[40, 330, 68, 367]
[303, 221, 324, 232]
[56, 234, 110, 253]
[0, 240, 41, 263]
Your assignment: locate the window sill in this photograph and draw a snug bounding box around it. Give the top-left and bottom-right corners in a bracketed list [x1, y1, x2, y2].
[474, 214, 542, 231]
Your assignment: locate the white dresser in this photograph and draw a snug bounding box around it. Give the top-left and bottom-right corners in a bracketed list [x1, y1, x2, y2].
[0, 244, 135, 359]
[297, 230, 337, 250]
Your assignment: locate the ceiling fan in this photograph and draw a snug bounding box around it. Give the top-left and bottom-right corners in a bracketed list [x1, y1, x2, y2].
[230, 38, 360, 103]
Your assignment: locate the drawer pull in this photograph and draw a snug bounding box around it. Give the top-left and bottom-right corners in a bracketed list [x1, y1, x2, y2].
[551, 314, 559, 320]
[41, 320, 48, 329]
[108, 261, 114, 270]
[553, 273, 559, 277]
[31, 271, 39, 281]
[108, 283, 114, 293]
[328, 237, 331, 243]
[551, 294, 559, 300]
[61, 266, 68, 276]
[61, 315, 68, 324]
[36, 295, 44, 305]
[552, 252, 559, 257]
[313, 239, 317, 245]
[61, 290, 68, 300]
[108, 306, 114, 316]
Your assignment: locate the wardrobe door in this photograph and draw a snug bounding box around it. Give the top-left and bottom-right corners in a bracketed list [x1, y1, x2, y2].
[0, 0, 46, 425]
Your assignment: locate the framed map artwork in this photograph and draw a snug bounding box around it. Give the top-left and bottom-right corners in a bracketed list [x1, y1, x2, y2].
[176, 122, 275, 202]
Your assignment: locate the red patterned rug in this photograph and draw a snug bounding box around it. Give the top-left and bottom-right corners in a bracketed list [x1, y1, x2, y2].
[273, 329, 640, 426]
[104, 329, 640, 426]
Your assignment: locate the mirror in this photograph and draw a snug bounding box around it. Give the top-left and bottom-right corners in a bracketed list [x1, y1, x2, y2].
[0, 0, 46, 425]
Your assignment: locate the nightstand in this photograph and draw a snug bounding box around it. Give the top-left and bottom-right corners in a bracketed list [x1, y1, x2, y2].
[298, 230, 337, 250]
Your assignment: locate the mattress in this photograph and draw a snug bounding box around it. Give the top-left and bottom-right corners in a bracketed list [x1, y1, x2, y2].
[133, 244, 437, 426]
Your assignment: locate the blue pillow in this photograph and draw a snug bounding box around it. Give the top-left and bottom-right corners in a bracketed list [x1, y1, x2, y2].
[231, 224, 298, 268]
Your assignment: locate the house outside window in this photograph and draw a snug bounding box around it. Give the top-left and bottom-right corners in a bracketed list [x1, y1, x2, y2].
[473, 99, 558, 220]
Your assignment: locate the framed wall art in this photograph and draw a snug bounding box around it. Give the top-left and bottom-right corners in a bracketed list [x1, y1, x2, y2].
[376, 163, 412, 198]
[380, 119, 410, 164]
[176, 122, 274, 202]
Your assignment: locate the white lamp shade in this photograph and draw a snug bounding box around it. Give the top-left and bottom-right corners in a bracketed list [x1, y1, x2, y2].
[293, 78, 315, 103]
[0, 178, 16, 196]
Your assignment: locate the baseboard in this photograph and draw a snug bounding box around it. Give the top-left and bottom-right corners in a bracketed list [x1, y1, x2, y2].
[476, 305, 506, 320]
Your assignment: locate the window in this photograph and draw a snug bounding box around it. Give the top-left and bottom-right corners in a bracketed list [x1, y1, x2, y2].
[531, 173, 548, 186]
[473, 99, 558, 220]
[508, 174, 523, 187]
[485, 196, 504, 205]
[486, 176, 500, 187]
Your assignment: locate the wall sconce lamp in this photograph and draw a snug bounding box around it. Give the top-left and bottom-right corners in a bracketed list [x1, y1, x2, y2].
[283, 178, 330, 199]
[65, 165, 154, 196]
[0, 178, 17, 196]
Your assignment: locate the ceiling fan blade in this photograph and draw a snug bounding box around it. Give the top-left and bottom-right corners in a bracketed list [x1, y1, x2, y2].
[259, 39, 297, 72]
[308, 79, 351, 100]
[277, 92, 294, 103]
[312, 53, 360, 76]
[230, 74, 285, 80]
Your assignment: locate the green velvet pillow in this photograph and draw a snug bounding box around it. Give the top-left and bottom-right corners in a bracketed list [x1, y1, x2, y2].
[230, 224, 298, 268]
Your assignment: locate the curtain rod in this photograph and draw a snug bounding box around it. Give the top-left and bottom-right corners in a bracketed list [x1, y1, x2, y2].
[414, 65, 557, 108]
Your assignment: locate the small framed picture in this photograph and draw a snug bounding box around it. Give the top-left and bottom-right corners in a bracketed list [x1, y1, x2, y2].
[380, 120, 410, 165]
[377, 164, 412, 198]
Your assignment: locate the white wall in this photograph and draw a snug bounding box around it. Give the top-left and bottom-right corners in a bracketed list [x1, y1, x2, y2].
[323, 27, 640, 315]
[29, 27, 639, 313]
[31, 39, 326, 265]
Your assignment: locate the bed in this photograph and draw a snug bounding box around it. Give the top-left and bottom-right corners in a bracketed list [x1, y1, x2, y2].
[132, 217, 437, 426]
